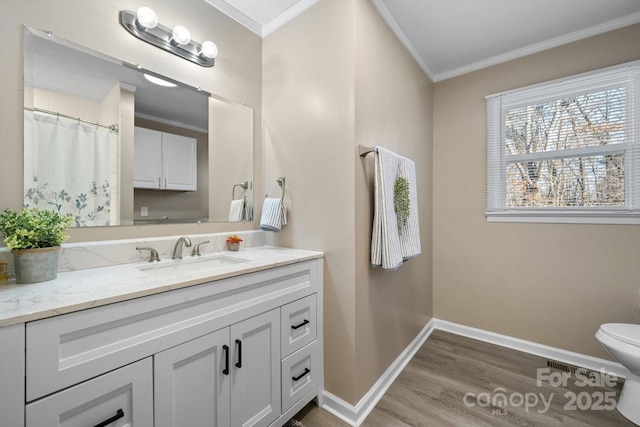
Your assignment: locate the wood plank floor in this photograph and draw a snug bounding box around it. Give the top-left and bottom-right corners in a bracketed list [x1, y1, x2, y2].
[294, 330, 636, 426]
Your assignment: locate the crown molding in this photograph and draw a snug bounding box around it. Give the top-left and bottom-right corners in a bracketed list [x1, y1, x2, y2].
[262, 0, 319, 37]
[204, 0, 319, 38]
[369, 0, 435, 81]
[433, 11, 640, 82]
[203, 0, 263, 36]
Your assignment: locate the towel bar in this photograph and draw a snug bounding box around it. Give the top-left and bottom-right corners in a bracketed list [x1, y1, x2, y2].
[277, 177, 285, 201]
[265, 177, 286, 201]
[359, 145, 378, 157]
[232, 181, 249, 200]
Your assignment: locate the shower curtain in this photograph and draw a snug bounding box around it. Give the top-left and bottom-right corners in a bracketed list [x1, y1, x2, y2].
[23, 111, 120, 227]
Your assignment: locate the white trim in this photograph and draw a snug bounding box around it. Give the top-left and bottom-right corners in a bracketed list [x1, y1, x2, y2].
[262, 0, 320, 37]
[134, 112, 208, 134]
[320, 319, 627, 425]
[321, 319, 436, 426]
[369, 0, 435, 81]
[202, 0, 262, 36]
[486, 212, 640, 225]
[433, 319, 628, 379]
[434, 11, 640, 82]
[203, 0, 319, 38]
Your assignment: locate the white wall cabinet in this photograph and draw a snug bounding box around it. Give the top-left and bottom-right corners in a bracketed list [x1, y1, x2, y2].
[134, 126, 197, 191]
[12, 258, 323, 427]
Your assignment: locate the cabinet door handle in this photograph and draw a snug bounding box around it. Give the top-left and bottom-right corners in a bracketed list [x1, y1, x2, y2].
[158, 177, 161, 188]
[291, 319, 310, 330]
[223, 344, 230, 375]
[93, 408, 124, 427]
[292, 368, 311, 382]
[235, 339, 242, 368]
[164, 177, 167, 188]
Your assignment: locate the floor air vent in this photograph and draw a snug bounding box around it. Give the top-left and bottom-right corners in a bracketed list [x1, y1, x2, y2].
[546, 359, 578, 374]
[546, 360, 616, 382]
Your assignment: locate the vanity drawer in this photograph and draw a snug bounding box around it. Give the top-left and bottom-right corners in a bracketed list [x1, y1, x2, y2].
[26, 358, 153, 427]
[281, 341, 321, 412]
[281, 294, 317, 358]
[26, 260, 319, 401]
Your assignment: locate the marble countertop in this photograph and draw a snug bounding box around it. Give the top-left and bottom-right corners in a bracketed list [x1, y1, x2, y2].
[0, 246, 323, 327]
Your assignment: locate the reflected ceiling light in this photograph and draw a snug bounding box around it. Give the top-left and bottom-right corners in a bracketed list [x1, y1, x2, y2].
[143, 73, 177, 87]
[119, 8, 217, 67]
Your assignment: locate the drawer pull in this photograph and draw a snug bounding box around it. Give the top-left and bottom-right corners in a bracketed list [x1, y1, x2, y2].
[292, 368, 311, 382]
[235, 339, 242, 368]
[291, 319, 309, 330]
[93, 408, 124, 427]
[223, 344, 230, 375]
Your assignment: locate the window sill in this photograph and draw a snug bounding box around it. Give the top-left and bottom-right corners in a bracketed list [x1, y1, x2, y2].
[486, 210, 640, 225]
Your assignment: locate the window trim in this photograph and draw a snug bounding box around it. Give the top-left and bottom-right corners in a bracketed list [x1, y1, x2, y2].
[486, 60, 640, 225]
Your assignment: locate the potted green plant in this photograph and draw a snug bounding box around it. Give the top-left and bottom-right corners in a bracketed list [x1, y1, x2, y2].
[0, 207, 73, 283]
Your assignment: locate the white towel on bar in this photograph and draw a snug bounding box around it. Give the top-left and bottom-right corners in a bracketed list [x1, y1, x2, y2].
[260, 197, 287, 231]
[371, 146, 421, 270]
[228, 199, 245, 222]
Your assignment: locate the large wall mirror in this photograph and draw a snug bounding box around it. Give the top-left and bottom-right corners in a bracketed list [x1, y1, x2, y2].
[23, 26, 253, 227]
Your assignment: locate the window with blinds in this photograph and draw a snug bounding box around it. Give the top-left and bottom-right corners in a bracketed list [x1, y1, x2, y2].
[486, 61, 640, 224]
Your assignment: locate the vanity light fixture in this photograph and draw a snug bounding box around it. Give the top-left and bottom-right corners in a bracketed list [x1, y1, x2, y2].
[120, 7, 217, 67]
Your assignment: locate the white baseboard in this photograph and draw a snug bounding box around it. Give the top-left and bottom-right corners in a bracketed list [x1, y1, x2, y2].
[433, 319, 627, 379]
[321, 319, 436, 426]
[320, 318, 627, 426]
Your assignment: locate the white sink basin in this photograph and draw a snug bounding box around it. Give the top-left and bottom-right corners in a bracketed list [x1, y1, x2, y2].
[137, 254, 248, 277]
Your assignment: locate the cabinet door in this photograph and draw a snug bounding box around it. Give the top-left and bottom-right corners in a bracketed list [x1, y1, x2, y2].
[231, 309, 280, 427]
[134, 127, 163, 189]
[163, 133, 197, 191]
[155, 328, 230, 427]
[26, 358, 153, 427]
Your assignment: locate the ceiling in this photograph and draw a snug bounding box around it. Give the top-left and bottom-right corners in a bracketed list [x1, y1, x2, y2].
[207, 0, 640, 82]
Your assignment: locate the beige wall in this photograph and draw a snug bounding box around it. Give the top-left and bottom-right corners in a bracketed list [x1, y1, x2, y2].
[1, 0, 263, 241]
[263, 0, 433, 404]
[353, 0, 433, 401]
[433, 24, 640, 361]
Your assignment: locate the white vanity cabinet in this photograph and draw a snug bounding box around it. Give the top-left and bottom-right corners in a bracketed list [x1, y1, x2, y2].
[134, 126, 197, 191]
[0, 324, 25, 427]
[12, 257, 323, 427]
[155, 309, 281, 427]
[154, 328, 230, 427]
[26, 358, 153, 427]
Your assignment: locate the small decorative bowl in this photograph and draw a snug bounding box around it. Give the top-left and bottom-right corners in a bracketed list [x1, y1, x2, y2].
[228, 242, 240, 251]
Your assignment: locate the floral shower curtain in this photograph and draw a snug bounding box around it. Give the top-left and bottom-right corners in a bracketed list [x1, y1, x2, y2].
[23, 110, 120, 227]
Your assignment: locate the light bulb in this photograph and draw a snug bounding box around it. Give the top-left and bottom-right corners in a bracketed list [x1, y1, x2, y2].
[136, 7, 158, 30]
[199, 41, 218, 59]
[171, 26, 191, 45]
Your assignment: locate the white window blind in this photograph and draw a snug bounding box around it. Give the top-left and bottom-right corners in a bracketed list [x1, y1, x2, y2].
[486, 61, 640, 224]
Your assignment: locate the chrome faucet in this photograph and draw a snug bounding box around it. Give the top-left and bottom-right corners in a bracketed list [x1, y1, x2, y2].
[192, 240, 210, 257]
[171, 237, 192, 259]
[136, 246, 160, 262]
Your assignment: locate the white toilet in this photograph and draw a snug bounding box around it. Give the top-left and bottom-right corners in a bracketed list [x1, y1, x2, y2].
[596, 323, 640, 425]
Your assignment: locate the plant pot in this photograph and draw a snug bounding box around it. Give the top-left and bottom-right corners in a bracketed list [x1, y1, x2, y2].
[228, 242, 240, 251]
[12, 246, 61, 284]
